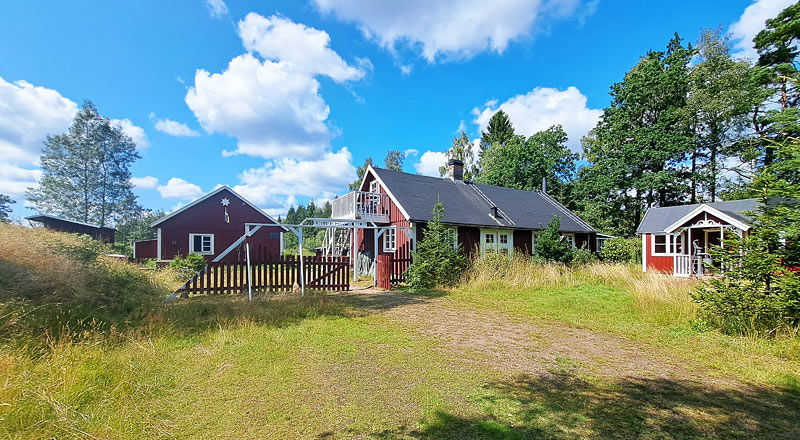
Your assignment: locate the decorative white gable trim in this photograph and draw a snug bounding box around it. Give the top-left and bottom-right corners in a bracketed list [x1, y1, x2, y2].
[664, 204, 750, 233]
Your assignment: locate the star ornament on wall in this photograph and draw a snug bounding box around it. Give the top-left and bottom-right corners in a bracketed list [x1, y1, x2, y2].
[221, 197, 230, 206]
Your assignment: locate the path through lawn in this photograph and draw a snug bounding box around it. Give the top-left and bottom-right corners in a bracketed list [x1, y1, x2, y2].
[3, 289, 798, 439]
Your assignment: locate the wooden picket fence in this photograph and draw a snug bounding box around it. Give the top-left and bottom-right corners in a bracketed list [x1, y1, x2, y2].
[176, 254, 350, 297]
[390, 256, 412, 284]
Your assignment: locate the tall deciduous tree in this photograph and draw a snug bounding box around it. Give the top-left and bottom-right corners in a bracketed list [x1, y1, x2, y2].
[687, 29, 766, 202]
[384, 150, 404, 171]
[575, 34, 694, 236]
[0, 194, 15, 223]
[439, 131, 479, 181]
[349, 157, 374, 190]
[26, 101, 140, 227]
[478, 126, 578, 204]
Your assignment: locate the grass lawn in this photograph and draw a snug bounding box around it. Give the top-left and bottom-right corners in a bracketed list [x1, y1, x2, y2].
[3, 286, 799, 439]
[1, 225, 798, 438]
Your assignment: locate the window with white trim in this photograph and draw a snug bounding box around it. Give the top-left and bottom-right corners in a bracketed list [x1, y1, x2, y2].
[189, 233, 214, 255]
[370, 180, 379, 194]
[532, 232, 540, 253]
[671, 233, 684, 254]
[383, 228, 396, 252]
[561, 233, 575, 249]
[447, 226, 459, 250]
[652, 233, 683, 256]
[652, 234, 668, 255]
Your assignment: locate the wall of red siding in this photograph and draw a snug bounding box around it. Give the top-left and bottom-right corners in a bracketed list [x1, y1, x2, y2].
[645, 233, 673, 273]
[157, 188, 283, 261]
[133, 239, 158, 259]
[514, 230, 532, 255]
[354, 171, 413, 262]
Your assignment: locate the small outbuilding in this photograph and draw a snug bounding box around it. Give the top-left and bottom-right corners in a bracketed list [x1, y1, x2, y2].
[25, 214, 116, 243]
[133, 186, 286, 262]
[636, 199, 759, 277]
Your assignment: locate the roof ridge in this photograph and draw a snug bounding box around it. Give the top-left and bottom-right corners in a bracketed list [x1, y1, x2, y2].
[538, 191, 594, 232]
[465, 182, 516, 226]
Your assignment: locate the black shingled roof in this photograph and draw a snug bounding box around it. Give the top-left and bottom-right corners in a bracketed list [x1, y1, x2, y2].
[371, 167, 595, 233]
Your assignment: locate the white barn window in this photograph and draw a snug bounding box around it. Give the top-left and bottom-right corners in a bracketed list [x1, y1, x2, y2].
[189, 233, 214, 255]
[383, 228, 396, 252]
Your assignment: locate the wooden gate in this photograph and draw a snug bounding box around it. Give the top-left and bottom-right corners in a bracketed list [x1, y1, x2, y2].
[175, 254, 350, 297]
[376, 255, 391, 290]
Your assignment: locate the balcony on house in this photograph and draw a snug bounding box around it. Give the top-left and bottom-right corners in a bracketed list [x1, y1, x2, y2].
[331, 191, 390, 223]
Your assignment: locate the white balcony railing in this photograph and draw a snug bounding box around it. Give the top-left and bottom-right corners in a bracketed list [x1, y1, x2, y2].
[674, 254, 691, 278]
[331, 191, 390, 223]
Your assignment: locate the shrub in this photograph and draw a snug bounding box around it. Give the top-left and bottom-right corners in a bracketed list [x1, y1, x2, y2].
[600, 237, 641, 264]
[571, 247, 597, 265]
[407, 202, 466, 291]
[170, 253, 206, 279]
[534, 216, 573, 263]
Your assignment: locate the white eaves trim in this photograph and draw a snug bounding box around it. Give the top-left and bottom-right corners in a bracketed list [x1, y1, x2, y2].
[664, 203, 750, 233]
[150, 185, 288, 231]
[365, 165, 411, 222]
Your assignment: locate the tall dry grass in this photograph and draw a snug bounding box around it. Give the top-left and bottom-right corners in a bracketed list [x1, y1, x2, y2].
[460, 253, 699, 325]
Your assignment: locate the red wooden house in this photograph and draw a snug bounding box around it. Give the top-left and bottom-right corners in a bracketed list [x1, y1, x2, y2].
[330, 160, 598, 275]
[636, 199, 758, 277]
[133, 186, 286, 262]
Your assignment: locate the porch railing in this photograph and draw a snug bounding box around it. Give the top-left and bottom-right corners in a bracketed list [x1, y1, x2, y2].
[331, 191, 390, 223]
[674, 254, 691, 278]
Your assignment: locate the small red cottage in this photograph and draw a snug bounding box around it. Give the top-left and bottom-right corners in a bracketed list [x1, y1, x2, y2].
[133, 186, 286, 262]
[636, 199, 759, 277]
[329, 160, 598, 276]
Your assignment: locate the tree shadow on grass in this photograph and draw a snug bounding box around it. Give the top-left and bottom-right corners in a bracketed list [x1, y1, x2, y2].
[371, 372, 800, 440]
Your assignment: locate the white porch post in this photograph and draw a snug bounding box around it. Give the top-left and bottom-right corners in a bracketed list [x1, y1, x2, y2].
[246, 241, 252, 302]
[298, 227, 305, 296]
[641, 233, 647, 272]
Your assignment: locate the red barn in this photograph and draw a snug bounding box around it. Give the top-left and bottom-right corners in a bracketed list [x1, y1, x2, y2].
[636, 199, 758, 277]
[133, 186, 286, 262]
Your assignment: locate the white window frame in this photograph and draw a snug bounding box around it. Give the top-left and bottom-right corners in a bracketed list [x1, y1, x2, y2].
[383, 228, 396, 252]
[447, 226, 459, 250]
[369, 180, 380, 194]
[561, 233, 576, 249]
[481, 229, 513, 255]
[189, 233, 214, 255]
[651, 233, 683, 256]
[531, 231, 540, 253]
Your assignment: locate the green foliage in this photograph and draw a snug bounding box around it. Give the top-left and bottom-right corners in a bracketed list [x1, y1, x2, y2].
[0, 194, 15, 223]
[599, 237, 641, 264]
[575, 34, 695, 236]
[169, 253, 206, 279]
[349, 157, 374, 190]
[479, 110, 515, 164]
[111, 209, 164, 257]
[439, 131, 479, 181]
[56, 233, 110, 263]
[533, 216, 573, 264]
[26, 101, 140, 228]
[384, 149, 404, 171]
[693, 137, 800, 334]
[687, 28, 766, 202]
[570, 247, 597, 265]
[407, 202, 466, 291]
[478, 126, 578, 204]
[282, 200, 332, 252]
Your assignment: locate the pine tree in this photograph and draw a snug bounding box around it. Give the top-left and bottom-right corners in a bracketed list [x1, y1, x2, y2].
[407, 202, 465, 291]
[0, 194, 15, 223]
[479, 110, 514, 160]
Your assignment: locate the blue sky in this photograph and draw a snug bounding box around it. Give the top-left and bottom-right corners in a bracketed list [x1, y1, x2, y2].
[0, 0, 791, 221]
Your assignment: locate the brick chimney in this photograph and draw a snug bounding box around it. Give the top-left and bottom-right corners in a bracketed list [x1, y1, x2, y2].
[448, 159, 464, 181]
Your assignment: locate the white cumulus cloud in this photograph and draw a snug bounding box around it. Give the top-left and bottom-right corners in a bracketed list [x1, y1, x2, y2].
[0, 77, 77, 197]
[186, 13, 368, 159]
[313, 0, 594, 62]
[154, 118, 200, 137]
[131, 176, 159, 189]
[232, 147, 356, 214]
[729, 0, 795, 61]
[472, 86, 602, 153]
[414, 151, 448, 177]
[112, 118, 149, 150]
[205, 0, 228, 18]
[157, 177, 204, 199]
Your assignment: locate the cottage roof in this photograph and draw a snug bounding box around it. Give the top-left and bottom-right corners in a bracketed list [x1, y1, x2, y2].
[25, 214, 116, 230]
[636, 199, 760, 234]
[369, 167, 595, 233]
